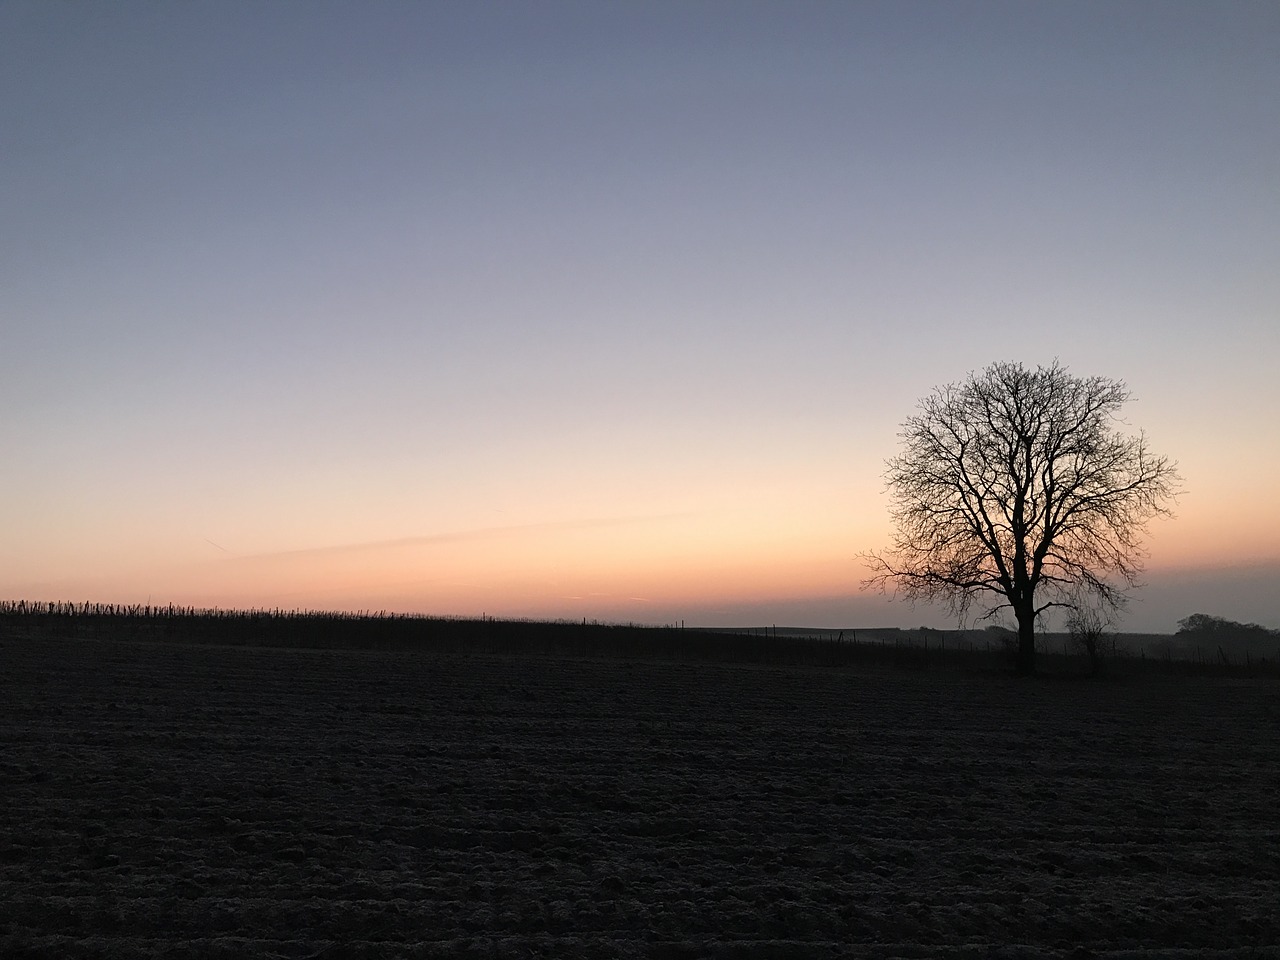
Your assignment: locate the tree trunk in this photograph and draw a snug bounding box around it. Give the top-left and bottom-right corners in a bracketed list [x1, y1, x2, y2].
[1015, 605, 1036, 675]
[1086, 638, 1100, 677]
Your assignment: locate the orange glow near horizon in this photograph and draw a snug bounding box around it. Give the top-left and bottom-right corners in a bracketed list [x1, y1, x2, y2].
[4, 458, 1278, 626]
[3, 409, 1278, 630]
[1140, 477, 1280, 572]
[4, 500, 869, 619]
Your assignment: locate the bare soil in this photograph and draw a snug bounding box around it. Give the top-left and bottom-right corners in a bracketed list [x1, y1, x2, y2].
[3, 634, 1278, 958]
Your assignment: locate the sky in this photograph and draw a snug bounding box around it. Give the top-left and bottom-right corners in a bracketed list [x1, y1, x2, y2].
[2, 1, 1277, 633]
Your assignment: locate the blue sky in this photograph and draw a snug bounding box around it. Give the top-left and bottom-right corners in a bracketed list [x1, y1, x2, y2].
[2, 2, 1277, 631]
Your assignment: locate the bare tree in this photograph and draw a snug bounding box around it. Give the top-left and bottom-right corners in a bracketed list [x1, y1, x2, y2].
[863, 361, 1179, 675]
[1066, 599, 1114, 677]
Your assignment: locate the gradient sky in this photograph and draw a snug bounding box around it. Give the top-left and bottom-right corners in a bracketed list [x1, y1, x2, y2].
[3, 1, 1277, 632]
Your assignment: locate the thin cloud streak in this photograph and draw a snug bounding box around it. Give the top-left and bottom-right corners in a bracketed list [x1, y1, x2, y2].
[228, 513, 698, 562]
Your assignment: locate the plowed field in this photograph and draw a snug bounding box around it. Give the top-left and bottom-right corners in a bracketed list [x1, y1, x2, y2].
[3, 635, 1278, 958]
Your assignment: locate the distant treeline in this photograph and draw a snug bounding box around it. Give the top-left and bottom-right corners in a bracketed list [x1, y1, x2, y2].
[0, 600, 935, 668]
[1, 600, 1277, 677]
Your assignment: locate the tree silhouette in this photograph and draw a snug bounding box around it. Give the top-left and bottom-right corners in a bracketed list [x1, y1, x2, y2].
[1066, 598, 1113, 677]
[864, 361, 1179, 675]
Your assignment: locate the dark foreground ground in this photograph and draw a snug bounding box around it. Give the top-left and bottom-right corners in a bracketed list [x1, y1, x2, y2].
[2, 635, 1278, 958]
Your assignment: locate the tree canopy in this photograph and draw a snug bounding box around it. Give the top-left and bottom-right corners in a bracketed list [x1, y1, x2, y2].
[1177, 614, 1277, 640]
[864, 360, 1180, 674]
